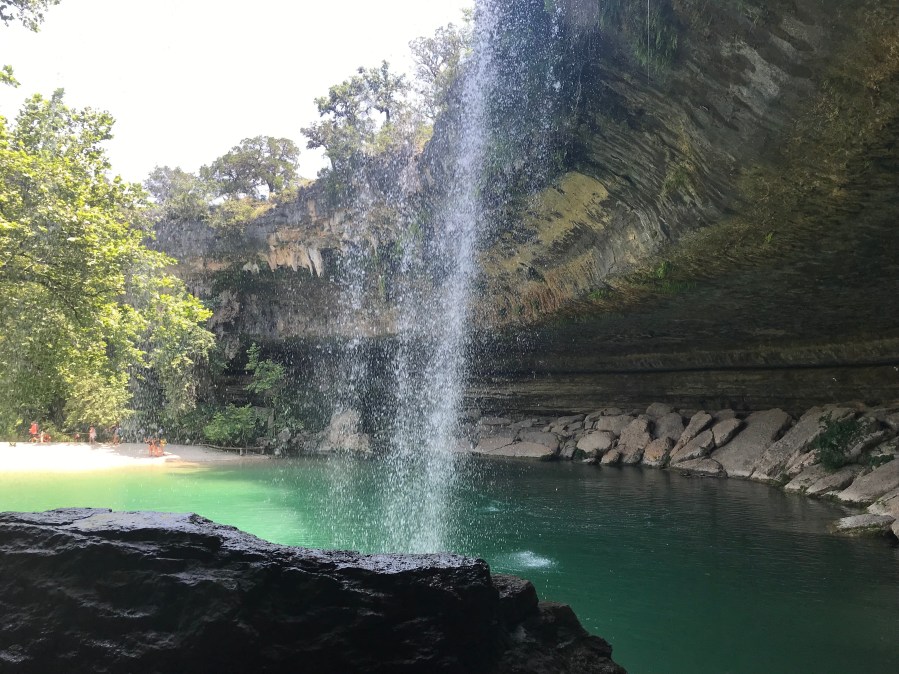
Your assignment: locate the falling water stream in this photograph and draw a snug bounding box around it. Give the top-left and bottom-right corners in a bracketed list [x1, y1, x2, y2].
[321, 0, 522, 553]
[377, 1, 503, 553]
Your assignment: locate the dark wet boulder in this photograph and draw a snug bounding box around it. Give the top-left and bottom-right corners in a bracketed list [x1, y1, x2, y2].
[0, 509, 625, 674]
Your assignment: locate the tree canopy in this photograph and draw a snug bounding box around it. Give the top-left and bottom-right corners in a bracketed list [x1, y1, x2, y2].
[409, 20, 471, 120]
[202, 135, 300, 200]
[302, 60, 415, 176]
[0, 0, 59, 31]
[0, 89, 214, 434]
[144, 165, 211, 222]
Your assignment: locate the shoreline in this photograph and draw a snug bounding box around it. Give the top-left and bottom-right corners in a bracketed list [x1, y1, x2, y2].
[0, 441, 267, 473]
[461, 402, 899, 540]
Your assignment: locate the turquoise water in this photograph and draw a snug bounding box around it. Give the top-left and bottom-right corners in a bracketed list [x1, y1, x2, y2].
[2, 456, 897, 673]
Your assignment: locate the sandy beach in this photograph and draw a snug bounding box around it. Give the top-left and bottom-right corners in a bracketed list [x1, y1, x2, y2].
[0, 441, 267, 473]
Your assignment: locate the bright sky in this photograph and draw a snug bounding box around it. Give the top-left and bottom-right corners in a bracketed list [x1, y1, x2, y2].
[0, 0, 473, 182]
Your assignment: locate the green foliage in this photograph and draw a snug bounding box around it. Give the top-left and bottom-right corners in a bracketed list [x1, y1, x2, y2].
[409, 20, 471, 120]
[867, 453, 895, 469]
[144, 165, 211, 222]
[202, 136, 300, 199]
[812, 414, 863, 471]
[1, 1, 58, 87]
[208, 196, 272, 230]
[245, 343, 284, 396]
[359, 61, 409, 124]
[1, 64, 19, 87]
[0, 89, 214, 428]
[302, 60, 424, 186]
[0, 0, 59, 31]
[202, 404, 259, 447]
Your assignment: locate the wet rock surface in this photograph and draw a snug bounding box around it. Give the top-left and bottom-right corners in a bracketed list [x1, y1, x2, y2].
[0, 509, 625, 674]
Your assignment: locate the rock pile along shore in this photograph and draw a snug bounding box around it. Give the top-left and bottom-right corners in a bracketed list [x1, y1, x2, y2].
[464, 401, 899, 540]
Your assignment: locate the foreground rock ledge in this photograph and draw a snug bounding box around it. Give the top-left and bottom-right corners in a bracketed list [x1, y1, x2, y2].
[0, 509, 625, 674]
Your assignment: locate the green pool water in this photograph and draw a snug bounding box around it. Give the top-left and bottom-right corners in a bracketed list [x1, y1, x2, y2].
[2, 456, 897, 673]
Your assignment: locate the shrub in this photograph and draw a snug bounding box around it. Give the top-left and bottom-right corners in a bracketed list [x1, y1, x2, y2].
[202, 405, 260, 447]
[812, 414, 863, 471]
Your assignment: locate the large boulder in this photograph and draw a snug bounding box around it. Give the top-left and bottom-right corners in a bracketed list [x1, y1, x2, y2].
[576, 431, 615, 457]
[830, 513, 896, 537]
[486, 442, 558, 460]
[671, 412, 713, 455]
[518, 430, 560, 453]
[642, 437, 674, 468]
[669, 430, 715, 465]
[868, 486, 899, 519]
[785, 464, 865, 497]
[600, 449, 622, 465]
[711, 418, 743, 448]
[560, 439, 578, 460]
[710, 409, 792, 478]
[784, 464, 830, 494]
[475, 436, 516, 454]
[835, 458, 899, 505]
[805, 465, 866, 497]
[618, 418, 652, 465]
[652, 413, 685, 443]
[674, 458, 726, 477]
[0, 509, 625, 674]
[593, 415, 634, 435]
[751, 407, 852, 482]
[645, 403, 673, 418]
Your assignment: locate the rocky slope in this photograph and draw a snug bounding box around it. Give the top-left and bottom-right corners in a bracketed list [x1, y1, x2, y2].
[0, 508, 625, 674]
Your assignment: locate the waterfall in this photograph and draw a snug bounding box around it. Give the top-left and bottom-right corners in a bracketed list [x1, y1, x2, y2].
[324, 0, 565, 554]
[378, 2, 504, 553]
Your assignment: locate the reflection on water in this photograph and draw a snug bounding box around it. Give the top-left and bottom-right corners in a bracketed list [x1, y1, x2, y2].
[2, 457, 898, 674]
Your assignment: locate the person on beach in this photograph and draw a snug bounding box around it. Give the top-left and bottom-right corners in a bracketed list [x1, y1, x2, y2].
[111, 424, 121, 445]
[29, 422, 39, 443]
[88, 425, 97, 444]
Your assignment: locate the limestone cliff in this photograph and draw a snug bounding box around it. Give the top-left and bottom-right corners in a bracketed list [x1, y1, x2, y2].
[154, 0, 899, 412]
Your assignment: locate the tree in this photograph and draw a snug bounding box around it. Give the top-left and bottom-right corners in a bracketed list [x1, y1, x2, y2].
[409, 21, 471, 119]
[359, 60, 409, 124]
[1, 0, 60, 87]
[0, 89, 214, 433]
[245, 342, 285, 400]
[202, 136, 300, 199]
[302, 60, 413, 175]
[0, 0, 59, 31]
[144, 165, 211, 222]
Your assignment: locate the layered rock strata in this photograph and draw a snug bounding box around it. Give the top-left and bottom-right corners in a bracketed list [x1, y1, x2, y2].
[0, 509, 625, 674]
